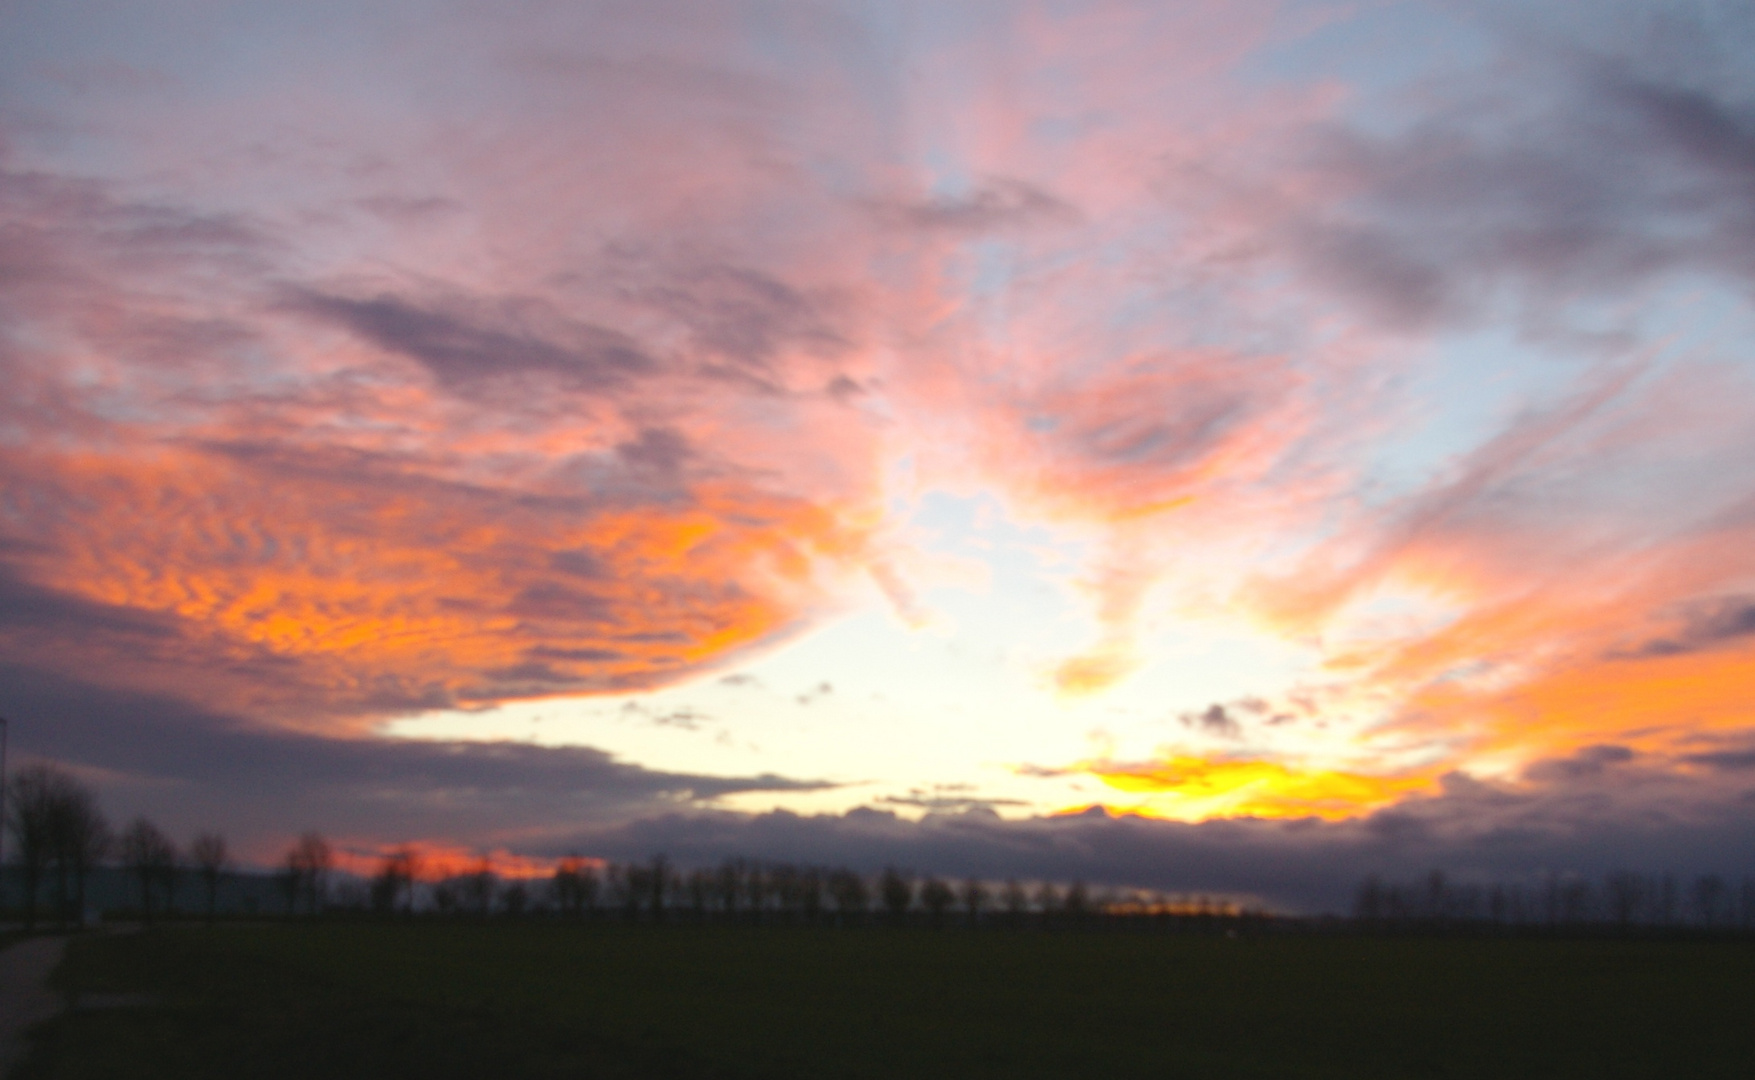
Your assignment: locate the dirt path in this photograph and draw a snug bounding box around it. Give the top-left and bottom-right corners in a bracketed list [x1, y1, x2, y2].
[0, 936, 67, 1078]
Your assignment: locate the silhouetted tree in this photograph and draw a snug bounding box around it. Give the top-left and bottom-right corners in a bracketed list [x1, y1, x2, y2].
[431, 878, 460, 915]
[1063, 880, 1090, 923]
[744, 862, 771, 922]
[1354, 875, 1385, 923]
[276, 859, 300, 915]
[552, 855, 589, 917]
[1657, 874, 1678, 926]
[715, 859, 744, 920]
[880, 867, 913, 923]
[1605, 872, 1642, 929]
[370, 846, 420, 915]
[191, 832, 229, 923]
[42, 770, 110, 927]
[5, 764, 62, 929]
[119, 817, 176, 923]
[768, 863, 799, 921]
[1002, 879, 1028, 926]
[503, 880, 529, 918]
[800, 866, 824, 924]
[827, 868, 868, 924]
[1693, 875, 1727, 928]
[578, 861, 600, 917]
[464, 857, 496, 917]
[920, 877, 954, 927]
[686, 867, 713, 920]
[648, 855, 671, 921]
[960, 878, 989, 926]
[623, 862, 653, 920]
[283, 832, 333, 915]
[1035, 881, 1061, 925]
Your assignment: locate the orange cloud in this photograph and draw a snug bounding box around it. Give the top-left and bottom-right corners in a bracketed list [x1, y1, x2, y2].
[0, 441, 876, 730]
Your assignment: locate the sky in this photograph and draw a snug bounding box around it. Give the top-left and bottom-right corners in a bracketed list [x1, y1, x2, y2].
[3, 0, 1755, 911]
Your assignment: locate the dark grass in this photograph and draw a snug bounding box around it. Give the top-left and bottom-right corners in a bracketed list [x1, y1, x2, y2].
[19, 922, 1755, 1079]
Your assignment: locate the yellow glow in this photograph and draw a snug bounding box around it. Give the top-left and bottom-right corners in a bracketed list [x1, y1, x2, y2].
[1083, 756, 1436, 821]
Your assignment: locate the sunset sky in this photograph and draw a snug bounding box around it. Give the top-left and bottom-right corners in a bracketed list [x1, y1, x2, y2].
[4, 0, 1755, 909]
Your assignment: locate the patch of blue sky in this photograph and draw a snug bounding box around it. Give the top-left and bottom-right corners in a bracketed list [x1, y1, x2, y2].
[1238, 0, 1497, 131]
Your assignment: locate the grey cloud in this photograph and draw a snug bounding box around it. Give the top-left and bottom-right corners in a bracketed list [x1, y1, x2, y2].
[1286, 17, 1755, 333]
[0, 660, 832, 856]
[557, 761, 1755, 914]
[1623, 596, 1755, 659]
[286, 290, 654, 391]
[1681, 745, 1755, 771]
[615, 427, 693, 477]
[795, 681, 833, 706]
[1523, 744, 1635, 783]
[630, 262, 848, 381]
[1179, 703, 1243, 739]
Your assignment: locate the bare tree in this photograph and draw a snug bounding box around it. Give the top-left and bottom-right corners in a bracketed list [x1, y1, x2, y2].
[119, 817, 177, 923]
[920, 877, 955, 927]
[431, 878, 460, 915]
[5, 764, 60, 929]
[686, 868, 713, 920]
[715, 859, 744, 920]
[623, 862, 653, 921]
[799, 866, 824, 924]
[1063, 880, 1090, 922]
[53, 777, 109, 927]
[552, 856, 587, 918]
[743, 863, 770, 922]
[960, 878, 989, 926]
[827, 868, 868, 925]
[283, 832, 333, 916]
[464, 857, 496, 917]
[1002, 879, 1028, 926]
[1693, 875, 1727, 928]
[879, 867, 914, 923]
[370, 846, 420, 915]
[502, 880, 529, 918]
[189, 831, 229, 922]
[1034, 881, 1061, 925]
[1605, 872, 1643, 929]
[277, 855, 301, 915]
[578, 861, 600, 917]
[648, 855, 671, 921]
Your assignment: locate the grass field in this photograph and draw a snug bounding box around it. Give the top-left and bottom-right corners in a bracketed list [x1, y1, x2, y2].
[18, 922, 1755, 1079]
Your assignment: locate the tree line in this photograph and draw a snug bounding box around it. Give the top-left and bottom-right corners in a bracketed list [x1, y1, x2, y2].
[10, 762, 1755, 934]
[316, 844, 1260, 930]
[2, 763, 232, 928]
[1354, 870, 1755, 932]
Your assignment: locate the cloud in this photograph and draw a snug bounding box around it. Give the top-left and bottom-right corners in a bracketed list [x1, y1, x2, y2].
[284, 289, 656, 392]
[1179, 703, 1243, 739]
[0, 659, 830, 861]
[1623, 597, 1755, 659]
[554, 755, 1755, 914]
[874, 178, 1080, 233]
[1274, 12, 1755, 334]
